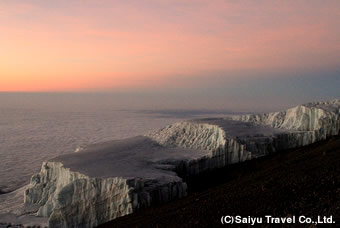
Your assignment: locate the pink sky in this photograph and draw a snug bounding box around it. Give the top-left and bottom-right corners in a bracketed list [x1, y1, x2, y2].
[0, 0, 339, 91]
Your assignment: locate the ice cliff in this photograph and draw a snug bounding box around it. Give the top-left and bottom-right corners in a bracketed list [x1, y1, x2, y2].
[23, 136, 203, 228]
[230, 99, 340, 143]
[16, 99, 340, 227]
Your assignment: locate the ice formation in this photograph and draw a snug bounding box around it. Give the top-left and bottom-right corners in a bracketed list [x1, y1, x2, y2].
[3, 99, 339, 227]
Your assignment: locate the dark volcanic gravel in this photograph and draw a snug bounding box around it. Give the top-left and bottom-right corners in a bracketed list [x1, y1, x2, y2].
[98, 136, 340, 228]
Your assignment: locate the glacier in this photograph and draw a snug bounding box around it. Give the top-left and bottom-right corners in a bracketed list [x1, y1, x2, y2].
[1, 99, 339, 227]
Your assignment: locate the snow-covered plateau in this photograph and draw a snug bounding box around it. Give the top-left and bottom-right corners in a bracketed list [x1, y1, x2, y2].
[1, 99, 339, 227]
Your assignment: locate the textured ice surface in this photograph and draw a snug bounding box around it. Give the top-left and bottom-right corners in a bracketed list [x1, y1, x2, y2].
[0, 186, 48, 227]
[52, 136, 209, 178]
[4, 99, 340, 227]
[23, 137, 207, 228]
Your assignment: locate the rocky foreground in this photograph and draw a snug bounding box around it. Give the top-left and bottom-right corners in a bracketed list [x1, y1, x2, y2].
[1, 99, 339, 227]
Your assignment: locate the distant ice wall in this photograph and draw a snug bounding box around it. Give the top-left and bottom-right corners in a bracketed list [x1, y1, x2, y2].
[231, 100, 340, 142]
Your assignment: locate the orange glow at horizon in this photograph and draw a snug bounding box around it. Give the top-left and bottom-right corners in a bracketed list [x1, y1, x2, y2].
[1, 0, 340, 91]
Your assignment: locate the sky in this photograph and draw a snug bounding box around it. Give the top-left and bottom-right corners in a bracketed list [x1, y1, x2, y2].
[0, 0, 339, 111]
